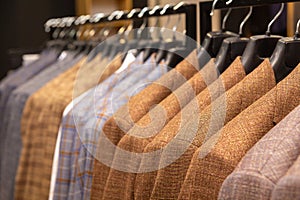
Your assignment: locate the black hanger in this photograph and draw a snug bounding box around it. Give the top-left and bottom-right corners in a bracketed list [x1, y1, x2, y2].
[241, 3, 284, 74]
[198, 6, 238, 69]
[215, 6, 253, 74]
[156, 40, 184, 64]
[164, 2, 196, 67]
[271, 19, 300, 83]
[155, 5, 186, 64]
[141, 5, 164, 62]
[119, 8, 149, 62]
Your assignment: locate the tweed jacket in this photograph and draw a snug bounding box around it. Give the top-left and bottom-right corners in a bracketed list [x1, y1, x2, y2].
[178, 63, 300, 200]
[270, 119, 300, 200]
[14, 54, 122, 200]
[134, 59, 276, 200]
[90, 49, 201, 199]
[0, 52, 83, 200]
[101, 57, 246, 200]
[218, 105, 300, 200]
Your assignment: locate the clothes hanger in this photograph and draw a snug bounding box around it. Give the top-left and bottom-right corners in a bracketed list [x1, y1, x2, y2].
[241, 3, 284, 74]
[121, 7, 150, 58]
[215, 6, 253, 74]
[100, 11, 123, 58]
[45, 18, 69, 52]
[119, 8, 146, 62]
[270, 19, 300, 83]
[198, 0, 239, 68]
[142, 5, 164, 62]
[164, 2, 195, 68]
[155, 4, 186, 64]
[108, 11, 132, 59]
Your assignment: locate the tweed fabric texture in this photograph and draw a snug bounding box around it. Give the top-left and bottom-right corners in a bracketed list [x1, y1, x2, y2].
[0, 52, 83, 200]
[52, 53, 143, 200]
[0, 48, 59, 124]
[49, 52, 139, 200]
[14, 54, 122, 200]
[53, 54, 167, 200]
[270, 126, 300, 200]
[178, 63, 300, 200]
[134, 59, 275, 200]
[90, 49, 201, 199]
[102, 57, 245, 200]
[219, 105, 300, 200]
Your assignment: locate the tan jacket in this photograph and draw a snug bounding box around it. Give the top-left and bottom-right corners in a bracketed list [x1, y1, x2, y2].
[101, 57, 246, 200]
[219, 105, 300, 200]
[178, 63, 300, 200]
[136, 59, 276, 200]
[90, 50, 201, 199]
[14, 54, 122, 200]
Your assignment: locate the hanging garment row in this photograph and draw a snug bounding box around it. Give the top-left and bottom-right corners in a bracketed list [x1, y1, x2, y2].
[0, 0, 300, 200]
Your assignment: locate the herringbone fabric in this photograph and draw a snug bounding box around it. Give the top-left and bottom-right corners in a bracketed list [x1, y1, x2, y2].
[90, 49, 201, 199]
[14, 54, 122, 200]
[102, 57, 245, 200]
[219, 105, 300, 200]
[178, 63, 300, 200]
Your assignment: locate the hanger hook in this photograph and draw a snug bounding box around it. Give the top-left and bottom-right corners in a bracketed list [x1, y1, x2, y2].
[137, 7, 149, 38]
[89, 13, 105, 23]
[173, 1, 186, 33]
[149, 5, 162, 38]
[239, 6, 253, 36]
[266, 3, 284, 36]
[226, 0, 233, 5]
[107, 10, 121, 21]
[160, 4, 171, 15]
[124, 9, 140, 40]
[127, 8, 140, 19]
[221, 8, 232, 31]
[116, 11, 125, 20]
[294, 19, 300, 39]
[174, 1, 185, 10]
[160, 4, 171, 36]
[210, 0, 219, 16]
[138, 7, 149, 18]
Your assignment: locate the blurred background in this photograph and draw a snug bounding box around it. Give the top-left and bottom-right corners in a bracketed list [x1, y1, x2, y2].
[0, 0, 300, 80]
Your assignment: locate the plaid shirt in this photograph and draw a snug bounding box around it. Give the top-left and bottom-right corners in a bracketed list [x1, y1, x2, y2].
[14, 53, 122, 200]
[53, 54, 168, 200]
[0, 52, 83, 200]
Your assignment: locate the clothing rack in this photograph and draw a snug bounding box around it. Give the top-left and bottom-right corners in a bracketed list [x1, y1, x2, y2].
[199, 0, 300, 41]
[45, 3, 197, 44]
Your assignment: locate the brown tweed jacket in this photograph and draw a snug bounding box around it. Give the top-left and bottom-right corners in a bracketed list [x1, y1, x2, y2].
[134, 59, 276, 200]
[101, 57, 246, 200]
[271, 126, 300, 200]
[90, 50, 201, 199]
[219, 105, 300, 200]
[14, 54, 122, 200]
[178, 63, 300, 200]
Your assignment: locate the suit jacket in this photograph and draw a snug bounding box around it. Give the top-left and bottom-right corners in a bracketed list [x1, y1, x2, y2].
[0, 52, 83, 200]
[90, 49, 201, 199]
[14, 54, 122, 200]
[178, 63, 300, 200]
[271, 124, 300, 200]
[136, 59, 276, 200]
[52, 54, 168, 200]
[102, 57, 246, 200]
[219, 105, 300, 200]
